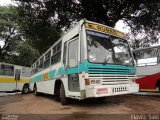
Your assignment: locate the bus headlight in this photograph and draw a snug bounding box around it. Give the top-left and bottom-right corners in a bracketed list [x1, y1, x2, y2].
[85, 79, 101, 85]
[96, 80, 101, 84]
[91, 80, 101, 85]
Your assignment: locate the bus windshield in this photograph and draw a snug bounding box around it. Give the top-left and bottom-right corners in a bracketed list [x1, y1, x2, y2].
[87, 30, 134, 66]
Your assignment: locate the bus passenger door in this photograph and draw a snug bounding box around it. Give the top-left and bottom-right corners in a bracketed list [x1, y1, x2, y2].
[66, 38, 80, 93]
[14, 67, 21, 90]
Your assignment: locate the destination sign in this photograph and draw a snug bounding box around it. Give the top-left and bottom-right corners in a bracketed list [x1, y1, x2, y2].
[85, 22, 126, 39]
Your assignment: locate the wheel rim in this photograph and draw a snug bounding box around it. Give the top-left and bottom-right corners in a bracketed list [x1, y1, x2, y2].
[23, 86, 29, 93]
[24, 87, 28, 93]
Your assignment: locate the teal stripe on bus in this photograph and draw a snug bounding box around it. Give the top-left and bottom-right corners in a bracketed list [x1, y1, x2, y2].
[30, 60, 136, 82]
[49, 70, 55, 79]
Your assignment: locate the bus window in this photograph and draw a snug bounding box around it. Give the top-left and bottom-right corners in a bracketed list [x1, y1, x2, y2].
[135, 48, 158, 66]
[22, 67, 31, 77]
[38, 57, 44, 71]
[15, 69, 21, 80]
[157, 48, 160, 63]
[0, 63, 2, 75]
[1, 64, 14, 76]
[158, 48, 160, 57]
[44, 51, 51, 68]
[51, 42, 62, 65]
[63, 42, 67, 68]
[57, 42, 62, 50]
[68, 39, 78, 68]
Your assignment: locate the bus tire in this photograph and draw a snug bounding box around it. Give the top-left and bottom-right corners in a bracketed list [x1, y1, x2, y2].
[34, 85, 40, 96]
[156, 80, 160, 93]
[22, 84, 29, 94]
[54, 81, 61, 101]
[60, 83, 69, 105]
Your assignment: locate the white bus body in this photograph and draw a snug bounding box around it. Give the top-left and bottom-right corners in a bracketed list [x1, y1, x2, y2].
[30, 20, 139, 104]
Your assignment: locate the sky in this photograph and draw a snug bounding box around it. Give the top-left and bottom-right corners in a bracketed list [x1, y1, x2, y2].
[0, 0, 14, 5]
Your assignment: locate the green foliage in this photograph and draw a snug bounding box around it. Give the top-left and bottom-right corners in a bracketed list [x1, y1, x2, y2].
[0, 5, 21, 62]
[16, 0, 160, 49]
[0, 6, 40, 66]
[17, 1, 61, 54]
[8, 42, 40, 67]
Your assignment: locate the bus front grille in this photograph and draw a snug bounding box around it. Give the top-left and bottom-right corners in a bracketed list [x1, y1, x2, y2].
[87, 66, 135, 85]
[88, 74, 136, 85]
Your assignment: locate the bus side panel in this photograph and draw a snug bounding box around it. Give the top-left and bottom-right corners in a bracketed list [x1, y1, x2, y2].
[36, 80, 55, 94]
[0, 76, 16, 91]
[136, 72, 160, 89]
[35, 77, 69, 96]
[136, 64, 160, 90]
[29, 83, 34, 91]
[0, 83, 16, 91]
[0, 77, 28, 91]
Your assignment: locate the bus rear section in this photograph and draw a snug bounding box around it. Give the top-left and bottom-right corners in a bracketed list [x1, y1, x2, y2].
[133, 45, 160, 92]
[30, 20, 139, 105]
[0, 62, 31, 93]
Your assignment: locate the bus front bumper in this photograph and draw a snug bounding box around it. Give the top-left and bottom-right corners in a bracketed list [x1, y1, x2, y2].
[85, 84, 139, 98]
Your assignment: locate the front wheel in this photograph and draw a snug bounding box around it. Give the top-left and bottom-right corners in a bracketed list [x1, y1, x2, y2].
[60, 84, 69, 105]
[22, 84, 29, 94]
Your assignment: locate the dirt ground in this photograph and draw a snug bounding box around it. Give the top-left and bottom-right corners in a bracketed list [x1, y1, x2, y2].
[0, 93, 159, 120]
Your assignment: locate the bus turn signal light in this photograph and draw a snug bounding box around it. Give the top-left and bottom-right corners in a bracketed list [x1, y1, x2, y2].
[85, 79, 90, 85]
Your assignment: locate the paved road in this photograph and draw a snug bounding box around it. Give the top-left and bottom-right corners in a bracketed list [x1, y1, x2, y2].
[0, 93, 159, 120]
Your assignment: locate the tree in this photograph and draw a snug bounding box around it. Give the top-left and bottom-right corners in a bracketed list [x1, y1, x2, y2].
[17, 1, 61, 54]
[0, 5, 22, 62]
[16, 0, 160, 49]
[8, 41, 40, 67]
[0, 5, 40, 66]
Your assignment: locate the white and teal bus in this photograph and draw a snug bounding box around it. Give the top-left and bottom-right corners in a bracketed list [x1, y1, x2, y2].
[30, 19, 139, 105]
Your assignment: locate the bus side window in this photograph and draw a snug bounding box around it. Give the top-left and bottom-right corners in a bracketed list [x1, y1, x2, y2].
[157, 48, 160, 64]
[44, 51, 51, 69]
[68, 39, 78, 68]
[63, 42, 67, 68]
[22, 67, 31, 77]
[1, 64, 14, 76]
[0, 63, 2, 75]
[39, 57, 44, 72]
[15, 69, 21, 80]
[51, 42, 62, 65]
